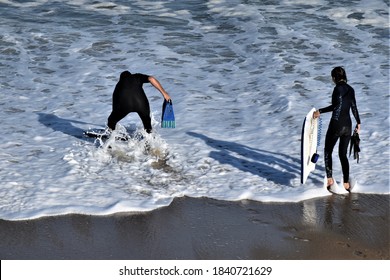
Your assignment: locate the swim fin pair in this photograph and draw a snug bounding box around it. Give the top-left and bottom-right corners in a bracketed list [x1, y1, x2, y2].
[161, 99, 175, 128]
[349, 131, 360, 163]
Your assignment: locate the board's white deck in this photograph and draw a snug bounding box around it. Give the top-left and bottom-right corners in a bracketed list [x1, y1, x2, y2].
[301, 108, 318, 184]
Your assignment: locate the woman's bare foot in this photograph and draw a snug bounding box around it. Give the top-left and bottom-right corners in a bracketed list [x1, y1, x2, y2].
[344, 182, 351, 192]
[326, 178, 334, 190]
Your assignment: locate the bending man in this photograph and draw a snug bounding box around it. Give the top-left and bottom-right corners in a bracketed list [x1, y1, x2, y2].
[107, 70, 171, 133]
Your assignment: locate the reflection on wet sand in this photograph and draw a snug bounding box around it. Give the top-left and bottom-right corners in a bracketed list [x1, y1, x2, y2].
[0, 194, 388, 260]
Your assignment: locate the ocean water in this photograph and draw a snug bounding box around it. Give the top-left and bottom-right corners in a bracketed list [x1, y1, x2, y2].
[0, 0, 388, 220]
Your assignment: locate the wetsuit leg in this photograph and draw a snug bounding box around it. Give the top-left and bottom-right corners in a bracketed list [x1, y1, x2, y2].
[107, 110, 129, 130]
[324, 127, 339, 180]
[137, 111, 152, 133]
[338, 127, 352, 183]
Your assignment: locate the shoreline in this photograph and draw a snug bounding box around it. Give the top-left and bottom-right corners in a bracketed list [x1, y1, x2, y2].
[0, 194, 388, 260]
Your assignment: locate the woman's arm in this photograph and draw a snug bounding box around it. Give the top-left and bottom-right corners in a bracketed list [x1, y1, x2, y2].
[313, 88, 338, 118]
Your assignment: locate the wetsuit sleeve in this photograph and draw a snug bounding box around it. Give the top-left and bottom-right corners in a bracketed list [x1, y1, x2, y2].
[319, 88, 338, 114]
[351, 90, 361, 124]
[135, 73, 150, 84]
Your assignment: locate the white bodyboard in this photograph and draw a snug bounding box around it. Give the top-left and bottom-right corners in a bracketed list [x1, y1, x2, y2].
[301, 108, 318, 184]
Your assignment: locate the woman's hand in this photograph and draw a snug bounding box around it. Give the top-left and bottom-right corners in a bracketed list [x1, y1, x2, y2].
[355, 124, 361, 134]
[313, 110, 320, 119]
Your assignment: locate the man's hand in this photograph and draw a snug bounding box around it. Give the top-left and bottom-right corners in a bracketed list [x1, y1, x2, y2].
[148, 76, 171, 101]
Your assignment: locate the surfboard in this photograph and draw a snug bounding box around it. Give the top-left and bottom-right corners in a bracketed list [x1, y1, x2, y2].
[84, 129, 110, 139]
[301, 108, 319, 184]
[83, 129, 129, 141]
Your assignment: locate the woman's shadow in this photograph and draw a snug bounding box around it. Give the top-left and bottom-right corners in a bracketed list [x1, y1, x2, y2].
[187, 131, 323, 185]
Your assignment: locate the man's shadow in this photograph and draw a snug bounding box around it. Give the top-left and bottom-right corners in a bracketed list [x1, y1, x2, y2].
[37, 113, 99, 140]
[187, 131, 323, 185]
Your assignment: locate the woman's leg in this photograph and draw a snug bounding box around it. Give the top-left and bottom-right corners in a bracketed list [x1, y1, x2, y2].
[324, 129, 339, 183]
[338, 126, 352, 188]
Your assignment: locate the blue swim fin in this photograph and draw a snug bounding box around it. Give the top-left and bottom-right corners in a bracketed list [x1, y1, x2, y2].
[161, 99, 175, 128]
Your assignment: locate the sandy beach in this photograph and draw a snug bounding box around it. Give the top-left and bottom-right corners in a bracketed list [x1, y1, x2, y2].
[0, 193, 388, 260]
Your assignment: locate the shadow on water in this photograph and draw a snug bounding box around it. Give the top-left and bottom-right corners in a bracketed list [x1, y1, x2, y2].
[37, 113, 95, 140]
[187, 131, 323, 185]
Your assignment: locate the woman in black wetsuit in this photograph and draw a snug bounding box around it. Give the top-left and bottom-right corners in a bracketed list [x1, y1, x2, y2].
[107, 71, 171, 133]
[313, 67, 361, 191]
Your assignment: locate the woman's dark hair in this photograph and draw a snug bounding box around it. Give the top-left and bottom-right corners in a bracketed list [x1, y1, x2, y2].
[331, 66, 347, 83]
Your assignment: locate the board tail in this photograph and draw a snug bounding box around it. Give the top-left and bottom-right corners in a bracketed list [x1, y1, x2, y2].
[161, 99, 175, 128]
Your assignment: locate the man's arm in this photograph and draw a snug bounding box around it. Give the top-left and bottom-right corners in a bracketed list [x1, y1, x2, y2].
[148, 76, 171, 101]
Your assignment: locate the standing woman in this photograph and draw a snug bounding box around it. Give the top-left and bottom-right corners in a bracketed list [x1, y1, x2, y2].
[313, 67, 361, 191]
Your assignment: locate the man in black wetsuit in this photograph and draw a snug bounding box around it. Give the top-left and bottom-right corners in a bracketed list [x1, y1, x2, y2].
[313, 67, 361, 191]
[107, 71, 171, 133]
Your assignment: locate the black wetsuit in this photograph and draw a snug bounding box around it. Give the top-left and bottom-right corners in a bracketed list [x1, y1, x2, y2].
[319, 81, 361, 183]
[107, 71, 152, 132]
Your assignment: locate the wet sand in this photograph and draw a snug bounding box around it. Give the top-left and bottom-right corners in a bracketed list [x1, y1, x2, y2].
[0, 194, 388, 260]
